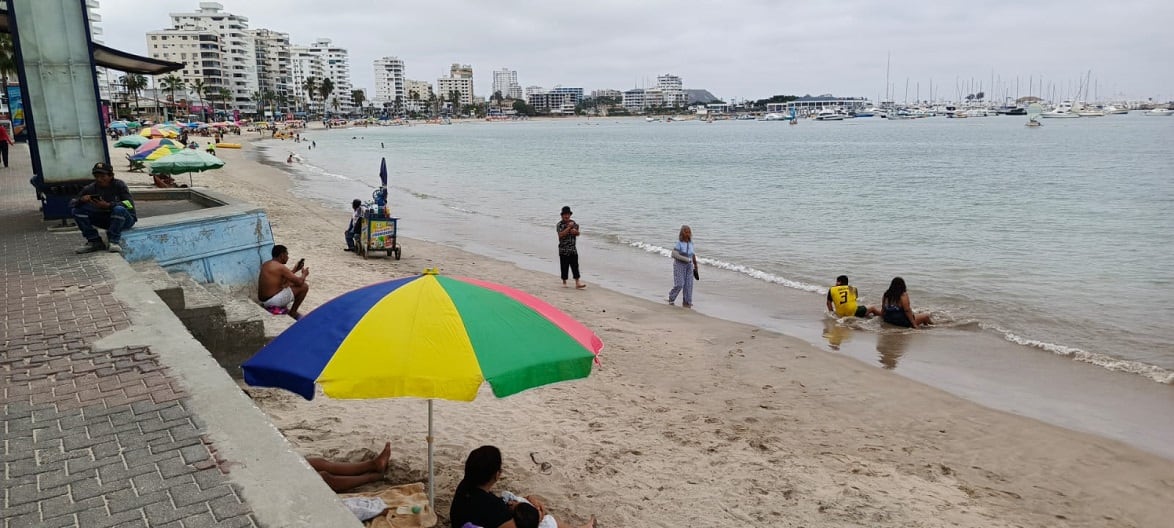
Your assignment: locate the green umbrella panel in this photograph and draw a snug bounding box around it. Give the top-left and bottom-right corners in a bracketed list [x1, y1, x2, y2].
[147, 149, 226, 186]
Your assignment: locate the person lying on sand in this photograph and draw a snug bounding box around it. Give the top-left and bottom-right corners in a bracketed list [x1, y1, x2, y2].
[450, 445, 595, 528]
[307, 442, 392, 492]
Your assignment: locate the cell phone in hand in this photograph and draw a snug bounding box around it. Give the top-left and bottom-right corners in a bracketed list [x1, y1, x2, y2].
[293, 258, 305, 272]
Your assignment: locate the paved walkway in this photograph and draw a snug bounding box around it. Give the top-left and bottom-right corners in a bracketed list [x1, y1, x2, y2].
[1, 146, 357, 527]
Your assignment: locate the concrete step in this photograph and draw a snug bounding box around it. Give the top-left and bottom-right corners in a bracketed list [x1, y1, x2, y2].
[129, 260, 184, 311]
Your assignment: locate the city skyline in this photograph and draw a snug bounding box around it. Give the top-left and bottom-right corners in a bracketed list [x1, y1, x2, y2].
[98, 0, 1174, 103]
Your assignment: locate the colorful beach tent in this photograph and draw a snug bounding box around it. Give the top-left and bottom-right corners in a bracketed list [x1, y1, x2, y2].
[242, 269, 603, 508]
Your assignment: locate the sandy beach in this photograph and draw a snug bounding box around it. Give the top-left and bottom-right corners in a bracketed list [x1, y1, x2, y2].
[117, 130, 1173, 527]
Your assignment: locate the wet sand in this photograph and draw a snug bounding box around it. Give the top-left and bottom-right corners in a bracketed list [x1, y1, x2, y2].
[113, 132, 1174, 527]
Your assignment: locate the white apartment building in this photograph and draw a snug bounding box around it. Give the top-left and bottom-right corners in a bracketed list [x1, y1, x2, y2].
[492, 68, 523, 100]
[623, 88, 645, 111]
[437, 64, 474, 107]
[404, 79, 433, 101]
[373, 57, 406, 104]
[289, 47, 325, 113]
[591, 89, 623, 100]
[249, 28, 292, 113]
[303, 38, 354, 113]
[85, 0, 119, 106]
[524, 86, 545, 99]
[657, 74, 687, 107]
[147, 2, 258, 114]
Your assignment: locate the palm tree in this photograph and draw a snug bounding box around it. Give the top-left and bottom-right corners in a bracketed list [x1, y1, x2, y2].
[189, 79, 207, 120]
[351, 89, 365, 114]
[302, 76, 317, 114]
[250, 91, 263, 119]
[217, 88, 232, 119]
[120, 74, 147, 117]
[318, 78, 334, 115]
[160, 75, 185, 120]
[0, 35, 16, 109]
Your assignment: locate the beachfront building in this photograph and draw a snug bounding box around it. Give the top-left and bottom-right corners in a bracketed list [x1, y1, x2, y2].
[146, 26, 225, 118]
[403, 79, 433, 113]
[657, 74, 688, 107]
[591, 89, 623, 100]
[768, 94, 871, 115]
[492, 68, 524, 100]
[437, 64, 474, 108]
[289, 46, 326, 115]
[85, 0, 120, 108]
[373, 57, 406, 108]
[301, 39, 354, 114]
[149, 2, 259, 115]
[623, 88, 645, 112]
[248, 28, 292, 117]
[526, 88, 578, 114]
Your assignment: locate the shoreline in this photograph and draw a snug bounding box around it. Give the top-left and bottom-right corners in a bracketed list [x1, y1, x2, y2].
[126, 132, 1174, 526]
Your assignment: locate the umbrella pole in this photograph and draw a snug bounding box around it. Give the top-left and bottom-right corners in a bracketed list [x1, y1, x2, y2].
[427, 399, 435, 512]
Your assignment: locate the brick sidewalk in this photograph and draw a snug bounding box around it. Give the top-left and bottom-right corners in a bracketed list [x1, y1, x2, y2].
[1, 146, 258, 527]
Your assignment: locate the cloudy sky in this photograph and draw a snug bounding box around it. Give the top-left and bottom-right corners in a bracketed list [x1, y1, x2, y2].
[99, 0, 1174, 102]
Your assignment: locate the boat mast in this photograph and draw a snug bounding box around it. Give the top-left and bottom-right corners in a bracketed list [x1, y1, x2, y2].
[885, 52, 891, 105]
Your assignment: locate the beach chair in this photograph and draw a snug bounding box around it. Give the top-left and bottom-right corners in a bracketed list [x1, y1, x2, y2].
[125, 154, 145, 173]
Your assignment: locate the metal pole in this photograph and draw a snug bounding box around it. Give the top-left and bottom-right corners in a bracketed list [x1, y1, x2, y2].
[427, 399, 435, 512]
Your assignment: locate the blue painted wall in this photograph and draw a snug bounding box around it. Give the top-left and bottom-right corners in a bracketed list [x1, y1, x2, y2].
[121, 202, 273, 290]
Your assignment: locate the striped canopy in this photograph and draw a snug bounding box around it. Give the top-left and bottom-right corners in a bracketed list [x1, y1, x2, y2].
[242, 270, 603, 402]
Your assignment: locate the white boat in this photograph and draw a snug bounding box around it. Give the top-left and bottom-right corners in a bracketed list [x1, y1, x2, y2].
[813, 109, 846, 121]
[1040, 101, 1079, 118]
[1143, 108, 1174, 116]
[758, 113, 787, 121]
[1104, 105, 1129, 115]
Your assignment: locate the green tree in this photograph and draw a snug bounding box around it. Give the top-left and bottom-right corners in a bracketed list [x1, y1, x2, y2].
[302, 76, 317, 114]
[250, 91, 263, 119]
[331, 96, 340, 114]
[121, 74, 148, 117]
[0, 35, 15, 108]
[319, 78, 334, 114]
[160, 75, 185, 120]
[351, 89, 365, 114]
[217, 87, 232, 118]
[189, 79, 208, 120]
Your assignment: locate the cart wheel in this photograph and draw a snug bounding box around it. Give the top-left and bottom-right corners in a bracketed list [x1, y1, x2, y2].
[394, 246, 402, 260]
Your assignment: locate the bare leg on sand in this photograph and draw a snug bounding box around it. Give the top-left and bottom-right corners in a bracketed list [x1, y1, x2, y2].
[307, 442, 391, 492]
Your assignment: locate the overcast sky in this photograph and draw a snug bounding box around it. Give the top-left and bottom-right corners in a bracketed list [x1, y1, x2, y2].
[99, 0, 1174, 102]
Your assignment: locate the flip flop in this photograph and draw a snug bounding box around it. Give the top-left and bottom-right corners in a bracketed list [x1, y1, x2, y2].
[529, 452, 553, 474]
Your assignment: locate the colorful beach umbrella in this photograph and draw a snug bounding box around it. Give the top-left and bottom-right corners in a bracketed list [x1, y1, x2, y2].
[113, 135, 148, 148]
[242, 269, 603, 508]
[139, 125, 180, 138]
[147, 149, 225, 187]
[130, 138, 183, 161]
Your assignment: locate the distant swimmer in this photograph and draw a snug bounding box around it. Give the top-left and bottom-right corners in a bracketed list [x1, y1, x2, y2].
[881, 277, 934, 329]
[381, 142, 384, 148]
[287, 154, 294, 163]
[827, 275, 881, 318]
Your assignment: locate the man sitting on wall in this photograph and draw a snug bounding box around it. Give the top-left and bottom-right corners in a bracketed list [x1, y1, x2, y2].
[259, 244, 309, 320]
[72, 162, 137, 254]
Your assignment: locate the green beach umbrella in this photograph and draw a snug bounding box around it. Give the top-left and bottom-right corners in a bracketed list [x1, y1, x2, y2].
[147, 149, 225, 187]
[114, 135, 148, 148]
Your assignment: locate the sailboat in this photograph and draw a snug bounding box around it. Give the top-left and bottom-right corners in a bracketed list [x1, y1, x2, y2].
[1025, 103, 1043, 127]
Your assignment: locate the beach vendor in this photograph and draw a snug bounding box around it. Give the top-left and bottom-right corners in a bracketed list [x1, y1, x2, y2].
[344, 198, 362, 252]
[556, 206, 586, 289]
[259, 244, 310, 320]
[71, 162, 137, 254]
[827, 275, 881, 318]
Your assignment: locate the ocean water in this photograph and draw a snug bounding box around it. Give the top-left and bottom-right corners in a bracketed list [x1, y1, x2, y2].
[261, 115, 1174, 386]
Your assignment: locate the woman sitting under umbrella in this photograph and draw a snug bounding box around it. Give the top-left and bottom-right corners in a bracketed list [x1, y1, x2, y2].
[450, 446, 595, 528]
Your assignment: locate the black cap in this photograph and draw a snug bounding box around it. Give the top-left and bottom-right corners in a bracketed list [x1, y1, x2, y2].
[560, 206, 573, 215]
[92, 162, 114, 175]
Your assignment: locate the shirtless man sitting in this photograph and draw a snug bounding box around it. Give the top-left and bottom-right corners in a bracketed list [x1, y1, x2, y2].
[259, 244, 309, 319]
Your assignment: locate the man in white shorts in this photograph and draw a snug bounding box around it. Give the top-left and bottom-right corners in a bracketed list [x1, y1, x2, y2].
[259, 244, 310, 319]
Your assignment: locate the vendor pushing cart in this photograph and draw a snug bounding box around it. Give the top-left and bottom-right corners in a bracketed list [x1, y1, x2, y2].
[352, 158, 402, 259]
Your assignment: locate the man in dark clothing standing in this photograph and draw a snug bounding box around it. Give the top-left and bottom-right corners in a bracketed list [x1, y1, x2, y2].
[72, 162, 137, 254]
[556, 205, 586, 289]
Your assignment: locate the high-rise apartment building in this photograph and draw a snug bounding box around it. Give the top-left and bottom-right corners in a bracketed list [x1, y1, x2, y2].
[657, 74, 687, 107]
[373, 57, 406, 104]
[146, 2, 258, 114]
[437, 63, 474, 107]
[249, 28, 292, 113]
[302, 38, 353, 113]
[85, 0, 120, 107]
[289, 46, 325, 113]
[492, 68, 523, 100]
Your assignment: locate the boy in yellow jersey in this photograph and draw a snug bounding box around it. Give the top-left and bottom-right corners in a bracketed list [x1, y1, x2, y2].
[826, 275, 882, 318]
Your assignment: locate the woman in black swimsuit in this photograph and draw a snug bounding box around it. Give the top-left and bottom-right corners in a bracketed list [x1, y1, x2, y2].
[881, 277, 933, 329]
